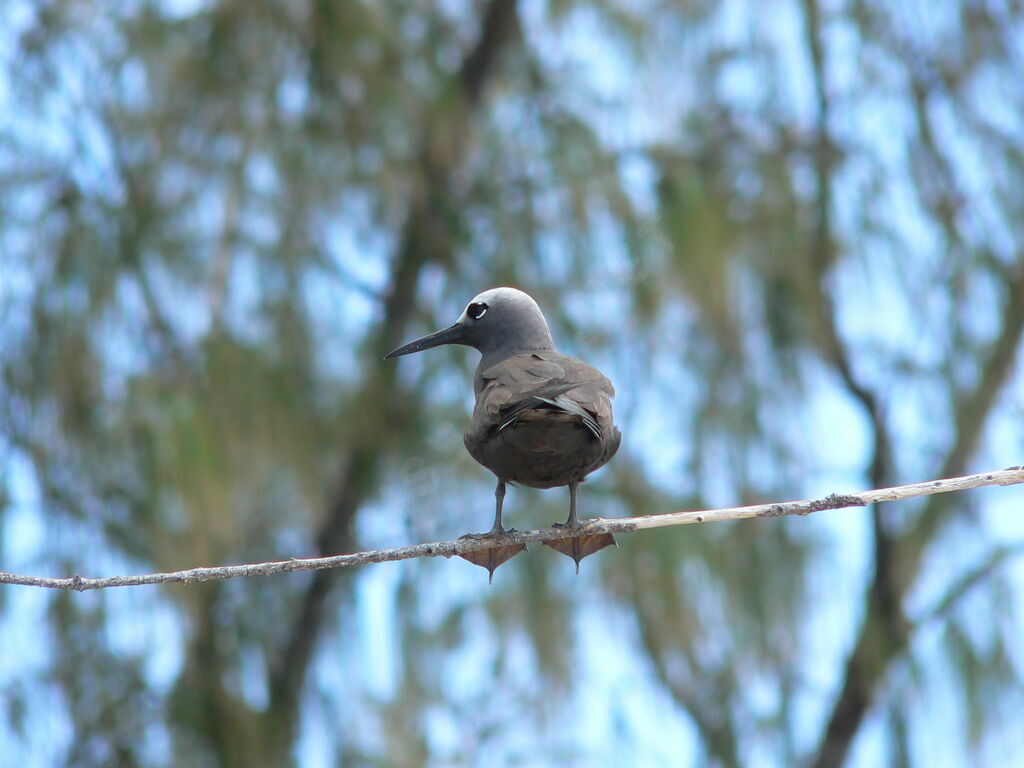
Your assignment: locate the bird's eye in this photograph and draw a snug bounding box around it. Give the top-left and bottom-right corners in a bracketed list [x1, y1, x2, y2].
[467, 302, 488, 320]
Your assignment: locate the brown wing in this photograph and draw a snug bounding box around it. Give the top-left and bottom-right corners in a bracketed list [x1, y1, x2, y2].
[471, 351, 616, 440]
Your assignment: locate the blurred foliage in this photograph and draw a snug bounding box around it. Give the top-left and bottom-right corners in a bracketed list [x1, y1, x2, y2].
[2, 0, 1024, 766]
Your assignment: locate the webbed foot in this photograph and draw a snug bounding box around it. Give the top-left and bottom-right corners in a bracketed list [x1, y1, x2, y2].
[457, 528, 526, 583]
[543, 523, 616, 574]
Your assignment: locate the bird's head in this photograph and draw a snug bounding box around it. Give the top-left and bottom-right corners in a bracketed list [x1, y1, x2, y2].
[385, 287, 555, 363]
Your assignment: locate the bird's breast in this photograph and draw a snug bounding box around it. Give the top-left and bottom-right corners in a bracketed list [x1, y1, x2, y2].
[464, 408, 609, 488]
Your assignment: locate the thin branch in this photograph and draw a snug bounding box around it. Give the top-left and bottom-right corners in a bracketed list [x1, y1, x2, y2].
[2, 468, 1021, 591]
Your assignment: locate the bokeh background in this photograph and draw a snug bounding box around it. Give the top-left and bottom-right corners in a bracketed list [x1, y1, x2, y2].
[2, 0, 1024, 766]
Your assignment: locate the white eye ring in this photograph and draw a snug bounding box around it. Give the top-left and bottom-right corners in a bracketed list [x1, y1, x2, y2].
[467, 302, 488, 320]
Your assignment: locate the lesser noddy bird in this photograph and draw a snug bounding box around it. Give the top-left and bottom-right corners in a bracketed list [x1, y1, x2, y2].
[386, 287, 620, 577]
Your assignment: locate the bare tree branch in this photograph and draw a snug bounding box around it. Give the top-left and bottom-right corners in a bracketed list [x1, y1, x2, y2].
[2, 468, 1020, 592]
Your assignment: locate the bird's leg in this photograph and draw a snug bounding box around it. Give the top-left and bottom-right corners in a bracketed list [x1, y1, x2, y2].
[545, 481, 616, 572]
[565, 481, 580, 527]
[488, 480, 508, 535]
[552, 482, 581, 528]
[457, 478, 525, 581]
[463, 480, 510, 537]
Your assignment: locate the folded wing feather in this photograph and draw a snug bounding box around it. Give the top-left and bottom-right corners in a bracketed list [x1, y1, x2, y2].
[477, 352, 613, 440]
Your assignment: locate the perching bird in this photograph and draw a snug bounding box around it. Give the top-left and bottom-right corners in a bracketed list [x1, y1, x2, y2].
[386, 287, 620, 576]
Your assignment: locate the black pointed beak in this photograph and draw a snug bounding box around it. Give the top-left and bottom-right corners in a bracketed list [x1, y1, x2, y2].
[384, 323, 467, 359]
